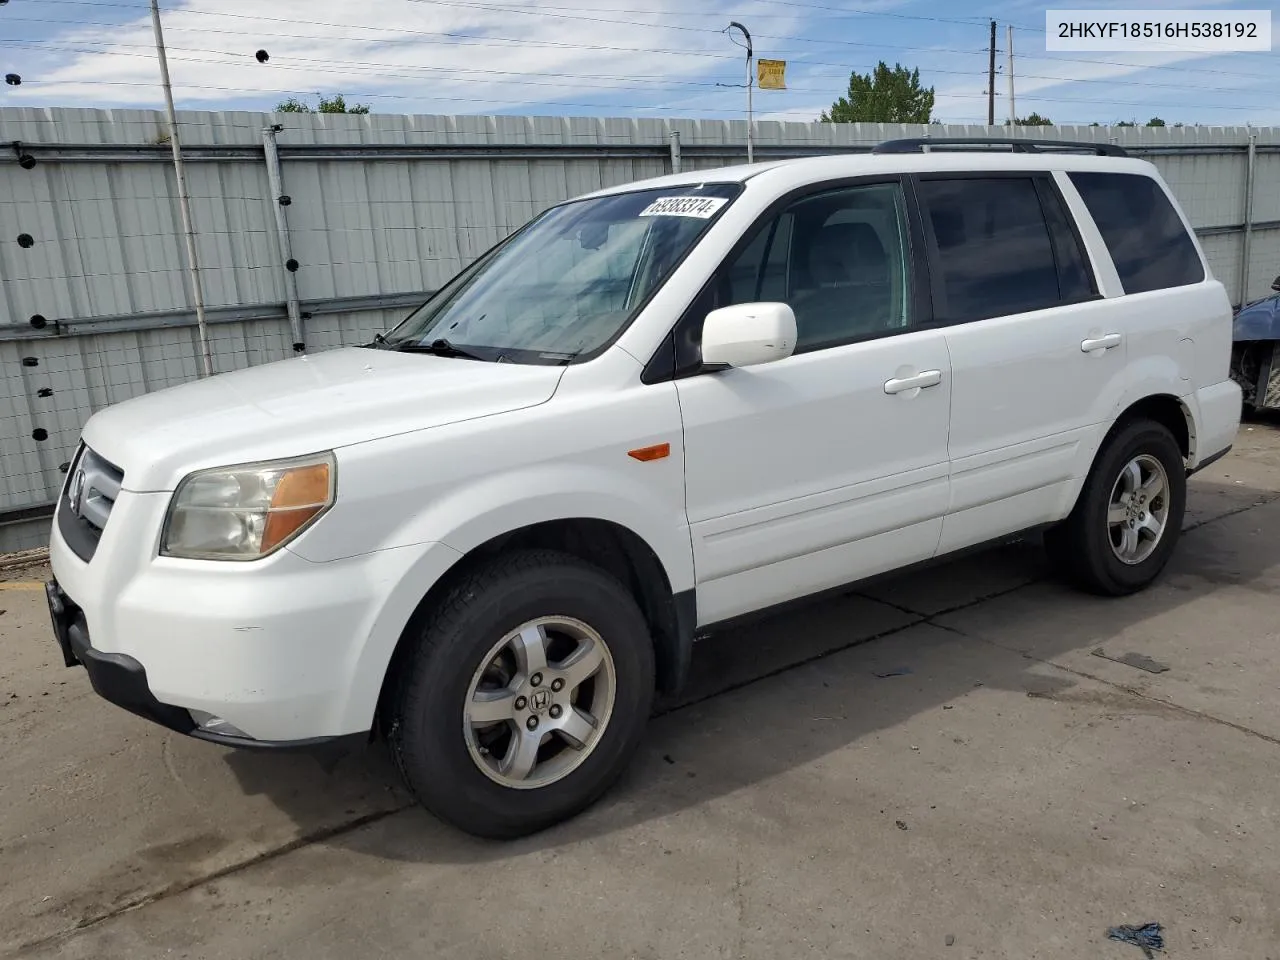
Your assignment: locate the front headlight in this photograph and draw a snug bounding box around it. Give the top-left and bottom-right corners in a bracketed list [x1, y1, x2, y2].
[161, 452, 336, 560]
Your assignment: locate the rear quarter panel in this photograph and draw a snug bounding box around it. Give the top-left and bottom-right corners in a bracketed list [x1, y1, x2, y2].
[1054, 166, 1234, 471]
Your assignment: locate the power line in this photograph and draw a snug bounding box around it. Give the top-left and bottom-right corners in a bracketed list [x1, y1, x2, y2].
[18, 62, 1280, 117]
[400, 0, 980, 36]
[998, 13, 1274, 62]
[14, 37, 1280, 115]
[11, 9, 1277, 82]
[261, 0, 1280, 72]
[27, 0, 1025, 29]
[6, 45, 749, 94]
[0, 14, 745, 61]
[362, 0, 1280, 70]
[747, 0, 996, 28]
[6, 9, 991, 61]
[0, 38, 978, 88]
[9, 8, 1280, 119]
[11, 78, 806, 115]
[5, 35, 1270, 96]
[10, 35, 1280, 113]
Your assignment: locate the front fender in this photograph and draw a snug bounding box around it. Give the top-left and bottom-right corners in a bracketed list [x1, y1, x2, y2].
[324, 464, 693, 732]
[327, 540, 463, 734]
[402, 462, 694, 594]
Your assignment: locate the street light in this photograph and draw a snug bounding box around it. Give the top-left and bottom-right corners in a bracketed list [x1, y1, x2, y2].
[726, 21, 753, 164]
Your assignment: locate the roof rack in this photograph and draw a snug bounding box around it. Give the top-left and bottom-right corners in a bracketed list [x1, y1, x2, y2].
[871, 137, 1128, 158]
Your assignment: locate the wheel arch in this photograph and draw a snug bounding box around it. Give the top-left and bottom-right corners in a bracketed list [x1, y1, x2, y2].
[1112, 393, 1194, 462]
[373, 517, 696, 736]
[1047, 396, 1192, 595]
[1059, 393, 1194, 524]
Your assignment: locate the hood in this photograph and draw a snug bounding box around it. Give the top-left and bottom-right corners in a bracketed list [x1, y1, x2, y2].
[82, 347, 566, 491]
[1233, 294, 1280, 342]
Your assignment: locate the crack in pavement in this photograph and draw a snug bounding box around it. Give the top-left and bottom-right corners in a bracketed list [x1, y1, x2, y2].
[656, 571, 1043, 718]
[1183, 491, 1280, 532]
[934, 619, 1280, 750]
[868, 498, 1280, 750]
[10, 807, 413, 958]
[16, 492, 1275, 957]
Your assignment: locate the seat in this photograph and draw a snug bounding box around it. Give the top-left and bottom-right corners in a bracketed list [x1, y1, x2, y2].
[789, 221, 892, 349]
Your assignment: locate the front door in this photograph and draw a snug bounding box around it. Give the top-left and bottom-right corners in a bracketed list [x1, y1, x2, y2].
[673, 179, 953, 625]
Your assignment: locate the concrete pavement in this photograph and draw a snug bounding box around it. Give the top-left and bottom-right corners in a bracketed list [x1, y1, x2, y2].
[3, 420, 1280, 959]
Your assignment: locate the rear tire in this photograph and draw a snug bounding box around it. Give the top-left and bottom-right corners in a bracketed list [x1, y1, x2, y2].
[1045, 418, 1186, 596]
[389, 550, 655, 839]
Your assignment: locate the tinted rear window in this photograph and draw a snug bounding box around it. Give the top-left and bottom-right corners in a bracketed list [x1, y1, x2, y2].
[1034, 179, 1096, 302]
[1068, 172, 1204, 294]
[917, 177, 1062, 322]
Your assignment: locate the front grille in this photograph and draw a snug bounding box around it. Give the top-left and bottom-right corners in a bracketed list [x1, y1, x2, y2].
[58, 443, 125, 562]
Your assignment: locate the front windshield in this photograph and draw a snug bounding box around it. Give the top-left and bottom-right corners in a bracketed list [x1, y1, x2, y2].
[382, 183, 741, 363]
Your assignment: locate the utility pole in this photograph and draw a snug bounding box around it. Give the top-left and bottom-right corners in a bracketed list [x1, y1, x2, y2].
[1007, 24, 1016, 126]
[987, 19, 997, 127]
[150, 0, 213, 378]
[727, 21, 754, 164]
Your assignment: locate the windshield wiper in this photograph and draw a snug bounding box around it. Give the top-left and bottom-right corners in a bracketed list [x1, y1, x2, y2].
[395, 337, 488, 361]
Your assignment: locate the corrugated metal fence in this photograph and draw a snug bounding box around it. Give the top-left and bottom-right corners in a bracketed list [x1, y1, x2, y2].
[2, 107, 1279, 550]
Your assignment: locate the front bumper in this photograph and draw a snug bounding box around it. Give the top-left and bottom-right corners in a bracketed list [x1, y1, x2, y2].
[47, 580, 196, 735]
[47, 481, 445, 742]
[46, 580, 358, 750]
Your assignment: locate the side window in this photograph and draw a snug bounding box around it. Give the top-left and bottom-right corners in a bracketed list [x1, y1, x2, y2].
[757, 213, 794, 301]
[1068, 171, 1205, 294]
[917, 177, 1062, 323]
[716, 182, 913, 352]
[1035, 179, 1096, 302]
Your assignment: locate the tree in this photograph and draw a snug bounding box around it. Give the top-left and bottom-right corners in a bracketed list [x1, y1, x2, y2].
[1115, 120, 1136, 127]
[820, 61, 935, 124]
[274, 97, 313, 113]
[1009, 112, 1052, 126]
[319, 94, 370, 115]
[1146, 117, 1166, 127]
[273, 94, 371, 114]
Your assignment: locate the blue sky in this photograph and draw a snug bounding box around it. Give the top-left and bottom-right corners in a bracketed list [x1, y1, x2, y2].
[1, 0, 1277, 126]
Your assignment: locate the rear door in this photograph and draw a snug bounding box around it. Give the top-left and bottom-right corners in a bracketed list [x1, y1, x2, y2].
[913, 173, 1131, 554]
[1065, 169, 1224, 394]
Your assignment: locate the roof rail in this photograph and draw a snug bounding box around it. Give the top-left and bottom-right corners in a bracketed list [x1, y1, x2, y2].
[872, 137, 1129, 158]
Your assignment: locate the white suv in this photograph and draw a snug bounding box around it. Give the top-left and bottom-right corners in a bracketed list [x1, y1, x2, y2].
[46, 138, 1241, 838]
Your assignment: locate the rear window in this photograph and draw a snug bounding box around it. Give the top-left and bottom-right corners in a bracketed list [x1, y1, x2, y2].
[1068, 171, 1204, 294]
[917, 177, 1063, 323]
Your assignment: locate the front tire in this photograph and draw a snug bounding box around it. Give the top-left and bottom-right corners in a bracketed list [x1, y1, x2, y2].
[389, 550, 655, 839]
[1045, 418, 1187, 596]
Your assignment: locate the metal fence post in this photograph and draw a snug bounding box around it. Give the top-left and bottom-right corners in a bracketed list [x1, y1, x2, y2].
[669, 130, 682, 174]
[150, 0, 214, 378]
[1241, 130, 1257, 307]
[262, 124, 306, 353]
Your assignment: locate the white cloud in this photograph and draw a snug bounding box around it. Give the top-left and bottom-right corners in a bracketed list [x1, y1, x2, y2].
[933, 44, 1280, 125]
[8, 0, 807, 115]
[8, 0, 1277, 127]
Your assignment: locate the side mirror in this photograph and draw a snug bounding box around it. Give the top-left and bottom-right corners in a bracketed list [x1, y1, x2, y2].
[1271, 275, 1280, 292]
[701, 302, 797, 369]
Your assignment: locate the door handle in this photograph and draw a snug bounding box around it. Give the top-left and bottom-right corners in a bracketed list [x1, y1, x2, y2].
[1081, 333, 1122, 353]
[884, 369, 942, 395]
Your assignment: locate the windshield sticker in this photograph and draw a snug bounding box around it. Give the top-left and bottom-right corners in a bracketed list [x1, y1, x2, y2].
[638, 196, 729, 219]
